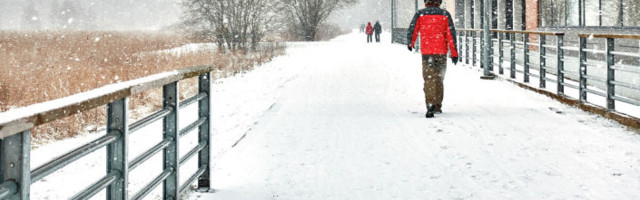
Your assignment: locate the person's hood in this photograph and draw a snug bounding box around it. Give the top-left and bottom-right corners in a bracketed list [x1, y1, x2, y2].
[368, 22, 371, 25]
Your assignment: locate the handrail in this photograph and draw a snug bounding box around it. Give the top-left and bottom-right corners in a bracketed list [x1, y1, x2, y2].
[447, 27, 640, 129]
[579, 33, 640, 40]
[0, 65, 216, 139]
[0, 64, 215, 199]
[458, 29, 565, 36]
[131, 169, 173, 200]
[70, 172, 119, 200]
[457, 29, 483, 32]
[491, 29, 565, 36]
[30, 132, 119, 182]
[0, 181, 17, 199]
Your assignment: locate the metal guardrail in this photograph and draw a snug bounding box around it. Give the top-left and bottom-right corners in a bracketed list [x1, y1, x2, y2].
[459, 29, 565, 88]
[454, 28, 640, 127]
[0, 65, 215, 199]
[577, 33, 640, 109]
[391, 28, 409, 45]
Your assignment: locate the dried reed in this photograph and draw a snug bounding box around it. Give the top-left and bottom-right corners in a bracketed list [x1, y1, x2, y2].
[0, 31, 284, 141]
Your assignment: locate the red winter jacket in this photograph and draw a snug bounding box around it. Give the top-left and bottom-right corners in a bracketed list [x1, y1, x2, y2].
[366, 23, 373, 35]
[407, 6, 458, 57]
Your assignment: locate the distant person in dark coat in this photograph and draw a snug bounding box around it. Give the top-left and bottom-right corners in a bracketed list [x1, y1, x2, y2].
[374, 21, 382, 43]
[365, 22, 373, 43]
[360, 23, 365, 33]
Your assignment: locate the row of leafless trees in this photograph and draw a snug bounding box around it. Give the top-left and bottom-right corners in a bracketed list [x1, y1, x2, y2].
[181, 0, 356, 52]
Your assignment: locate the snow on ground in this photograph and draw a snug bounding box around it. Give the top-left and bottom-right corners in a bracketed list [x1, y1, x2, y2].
[190, 31, 640, 200]
[155, 43, 218, 56]
[26, 30, 640, 199]
[27, 39, 313, 199]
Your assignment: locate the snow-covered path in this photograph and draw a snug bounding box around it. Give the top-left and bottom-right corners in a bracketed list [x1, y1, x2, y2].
[192, 32, 640, 200]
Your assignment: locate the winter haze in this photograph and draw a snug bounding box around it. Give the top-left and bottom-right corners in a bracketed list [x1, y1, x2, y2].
[0, 0, 182, 31]
[332, 0, 420, 30]
[0, 0, 427, 31]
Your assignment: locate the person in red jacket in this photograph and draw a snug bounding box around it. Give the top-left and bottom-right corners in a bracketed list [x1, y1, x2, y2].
[407, 0, 458, 118]
[365, 22, 374, 43]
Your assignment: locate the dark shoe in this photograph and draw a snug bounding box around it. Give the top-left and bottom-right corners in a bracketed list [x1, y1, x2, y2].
[425, 104, 436, 118]
[435, 104, 442, 114]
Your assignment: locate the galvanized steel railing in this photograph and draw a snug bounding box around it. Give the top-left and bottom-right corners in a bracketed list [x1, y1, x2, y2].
[0, 65, 215, 199]
[456, 28, 640, 127]
[391, 28, 409, 45]
[577, 34, 640, 111]
[462, 29, 566, 88]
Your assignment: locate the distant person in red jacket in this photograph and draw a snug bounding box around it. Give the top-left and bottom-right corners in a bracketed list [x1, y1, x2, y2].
[365, 22, 373, 43]
[407, 0, 458, 118]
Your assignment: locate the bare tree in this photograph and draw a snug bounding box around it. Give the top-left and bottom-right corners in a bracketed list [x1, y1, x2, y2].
[280, 0, 356, 41]
[182, 0, 276, 52]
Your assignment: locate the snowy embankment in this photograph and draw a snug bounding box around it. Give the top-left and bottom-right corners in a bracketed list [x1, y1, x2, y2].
[27, 42, 307, 199]
[191, 31, 640, 200]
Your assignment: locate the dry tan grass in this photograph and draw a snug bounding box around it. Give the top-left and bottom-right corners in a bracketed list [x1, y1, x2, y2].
[0, 31, 284, 141]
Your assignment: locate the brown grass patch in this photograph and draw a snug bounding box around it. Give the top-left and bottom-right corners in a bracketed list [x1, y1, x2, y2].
[0, 31, 284, 142]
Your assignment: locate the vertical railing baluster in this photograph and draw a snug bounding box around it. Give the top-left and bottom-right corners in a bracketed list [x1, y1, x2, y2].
[107, 99, 128, 200]
[524, 33, 530, 83]
[606, 38, 616, 111]
[1, 131, 31, 199]
[458, 34, 462, 60]
[163, 82, 179, 200]
[460, 34, 464, 60]
[498, 32, 504, 74]
[473, 32, 477, 68]
[539, 34, 547, 88]
[198, 73, 211, 190]
[510, 32, 516, 79]
[557, 34, 565, 95]
[488, 31, 494, 71]
[465, 32, 470, 64]
[579, 37, 588, 103]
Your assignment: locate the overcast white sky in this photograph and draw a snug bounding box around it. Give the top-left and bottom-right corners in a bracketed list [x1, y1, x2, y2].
[0, 0, 182, 31]
[0, 0, 421, 31]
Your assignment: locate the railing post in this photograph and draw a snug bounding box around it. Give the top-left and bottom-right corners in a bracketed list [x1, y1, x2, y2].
[106, 99, 128, 200]
[557, 34, 565, 95]
[498, 32, 504, 74]
[465, 32, 470, 64]
[524, 33, 530, 83]
[539, 34, 546, 88]
[0, 131, 30, 200]
[606, 38, 616, 111]
[163, 82, 179, 200]
[510, 33, 516, 78]
[487, 31, 494, 72]
[579, 37, 588, 103]
[197, 73, 211, 190]
[459, 34, 464, 61]
[473, 32, 477, 68]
